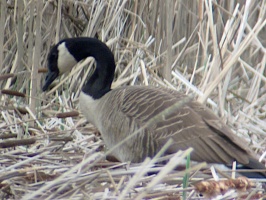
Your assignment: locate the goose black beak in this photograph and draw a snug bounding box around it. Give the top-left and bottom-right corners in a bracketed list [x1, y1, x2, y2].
[42, 71, 59, 91]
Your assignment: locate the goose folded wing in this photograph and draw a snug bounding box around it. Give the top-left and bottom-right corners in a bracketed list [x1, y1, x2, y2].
[118, 86, 251, 165]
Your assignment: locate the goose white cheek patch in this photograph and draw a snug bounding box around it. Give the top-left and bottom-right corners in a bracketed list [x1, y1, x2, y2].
[57, 42, 77, 74]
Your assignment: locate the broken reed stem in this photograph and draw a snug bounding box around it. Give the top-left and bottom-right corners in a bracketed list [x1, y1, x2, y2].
[56, 111, 79, 118]
[16, 107, 29, 115]
[49, 136, 73, 142]
[0, 133, 17, 139]
[1, 89, 26, 97]
[0, 138, 36, 148]
[0, 73, 14, 80]
[38, 68, 48, 73]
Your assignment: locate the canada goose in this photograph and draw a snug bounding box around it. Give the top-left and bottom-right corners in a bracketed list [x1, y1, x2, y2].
[42, 37, 265, 178]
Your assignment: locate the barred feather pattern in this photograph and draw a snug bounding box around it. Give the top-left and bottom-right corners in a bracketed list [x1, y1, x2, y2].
[81, 86, 254, 165]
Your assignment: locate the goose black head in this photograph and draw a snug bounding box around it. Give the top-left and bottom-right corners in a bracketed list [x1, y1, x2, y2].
[42, 40, 77, 91]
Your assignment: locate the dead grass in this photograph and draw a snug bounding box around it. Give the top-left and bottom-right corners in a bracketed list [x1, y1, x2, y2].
[0, 0, 266, 199]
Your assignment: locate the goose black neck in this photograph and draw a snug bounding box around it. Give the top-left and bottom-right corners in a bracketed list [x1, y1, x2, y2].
[66, 38, 115, 99]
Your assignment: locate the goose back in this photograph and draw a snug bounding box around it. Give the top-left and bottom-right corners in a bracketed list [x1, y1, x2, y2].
[80, 85, 252, 164]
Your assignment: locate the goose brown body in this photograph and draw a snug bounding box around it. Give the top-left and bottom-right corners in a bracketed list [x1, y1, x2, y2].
[80, 85, 252, 164]
[43, 37, 265, 178]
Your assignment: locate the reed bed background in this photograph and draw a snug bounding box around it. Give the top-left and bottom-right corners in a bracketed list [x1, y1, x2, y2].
[0, 0, 266, 199]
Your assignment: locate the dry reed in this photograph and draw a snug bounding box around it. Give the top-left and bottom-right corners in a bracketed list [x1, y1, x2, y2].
[0, 0, 265, 199]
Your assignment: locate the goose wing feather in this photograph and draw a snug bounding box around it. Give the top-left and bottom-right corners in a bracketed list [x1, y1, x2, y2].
[97, 86, 252, 164]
